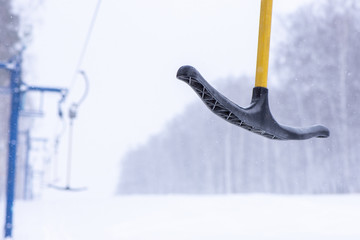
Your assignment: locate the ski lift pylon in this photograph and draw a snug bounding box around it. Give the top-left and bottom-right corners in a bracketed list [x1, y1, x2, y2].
[176, 0, 329, 140]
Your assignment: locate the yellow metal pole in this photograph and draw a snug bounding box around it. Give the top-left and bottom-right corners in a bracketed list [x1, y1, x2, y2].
[255, 0, 273, 88]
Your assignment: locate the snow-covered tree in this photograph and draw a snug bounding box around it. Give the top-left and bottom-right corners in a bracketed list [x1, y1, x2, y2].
[274, 0, 360, 192]
[117, 0, 360, 194]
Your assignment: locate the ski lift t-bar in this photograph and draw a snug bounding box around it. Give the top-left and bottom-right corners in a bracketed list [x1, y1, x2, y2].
[176, 0, 329, 140]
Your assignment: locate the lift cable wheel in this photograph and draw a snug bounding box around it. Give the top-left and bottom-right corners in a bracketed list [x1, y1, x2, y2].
[176, 0, 329, 140]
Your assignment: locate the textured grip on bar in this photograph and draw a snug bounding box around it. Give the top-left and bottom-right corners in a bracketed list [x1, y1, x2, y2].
[177, 65, 330, 140]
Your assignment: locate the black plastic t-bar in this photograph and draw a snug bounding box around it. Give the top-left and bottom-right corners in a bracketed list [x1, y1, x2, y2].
[177, 65, 330, 140]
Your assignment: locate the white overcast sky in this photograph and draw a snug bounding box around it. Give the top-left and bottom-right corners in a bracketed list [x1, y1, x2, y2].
[12, 0, 314, 195]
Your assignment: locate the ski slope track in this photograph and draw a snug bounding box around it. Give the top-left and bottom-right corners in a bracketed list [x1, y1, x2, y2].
[1, 191, 360, 240]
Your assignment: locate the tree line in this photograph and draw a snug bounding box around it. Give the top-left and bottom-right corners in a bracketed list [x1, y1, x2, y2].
[117, 0, 360, 194]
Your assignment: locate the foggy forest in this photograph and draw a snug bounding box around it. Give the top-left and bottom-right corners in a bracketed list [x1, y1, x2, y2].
[117, 0, 360, 195]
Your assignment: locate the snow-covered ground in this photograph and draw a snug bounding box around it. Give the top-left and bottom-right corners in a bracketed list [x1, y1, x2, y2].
[1, 190, 360, 240]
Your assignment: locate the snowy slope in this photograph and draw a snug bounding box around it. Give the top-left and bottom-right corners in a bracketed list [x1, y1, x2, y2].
[1, 190, 360, 240]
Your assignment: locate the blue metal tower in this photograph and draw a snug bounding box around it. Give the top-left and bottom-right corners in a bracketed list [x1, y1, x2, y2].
[1, 52, 67, 239]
